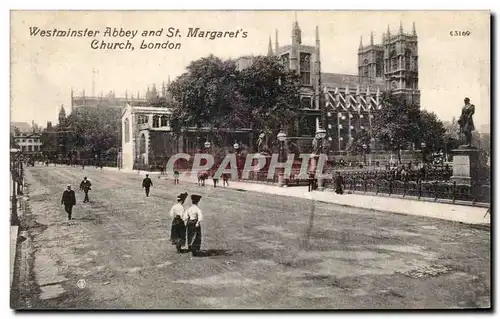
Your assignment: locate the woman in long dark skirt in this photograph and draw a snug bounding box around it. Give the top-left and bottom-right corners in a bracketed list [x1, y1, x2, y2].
[185, 194, 203, 256]
[169, 192, 188, 253]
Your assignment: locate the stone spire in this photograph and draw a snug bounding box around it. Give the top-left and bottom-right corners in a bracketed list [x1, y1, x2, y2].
[399, 21, 404, 34]
[412, 21, 417, 36]
[370, 31, 374, 45]
[267, 35, 273, 56]
[359, 36, 363, 50]
[275, 29, 279, 53]
[151, 84, 158, 99]
[386, 25, 391, 38]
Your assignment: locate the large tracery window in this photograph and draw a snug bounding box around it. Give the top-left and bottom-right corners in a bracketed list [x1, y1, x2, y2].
[376, 57, 383, 77]
[390, 51, 398, 71]
[299, 53, 311, 85]
[405, 49, 412, 70]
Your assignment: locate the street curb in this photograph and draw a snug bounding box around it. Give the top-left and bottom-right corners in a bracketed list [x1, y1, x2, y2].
[10, 225, 19, 289]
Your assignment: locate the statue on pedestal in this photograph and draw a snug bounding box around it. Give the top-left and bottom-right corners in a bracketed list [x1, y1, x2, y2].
[457, 97, 476, 147]
[256, 131, 271, 155]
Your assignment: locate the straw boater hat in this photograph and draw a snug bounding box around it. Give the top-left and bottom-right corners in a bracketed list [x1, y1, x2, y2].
[177, 192, 188, 202]
[191, 194, 202, 203]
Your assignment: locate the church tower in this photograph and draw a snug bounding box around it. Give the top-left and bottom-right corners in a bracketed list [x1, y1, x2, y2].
[383, 22, 420, 105]
[357, 31, 384, 81]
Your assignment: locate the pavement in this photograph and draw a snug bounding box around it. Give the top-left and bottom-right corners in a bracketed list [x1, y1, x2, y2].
[106, 167, 490, 226]
[12, 165, 490, 309]
[11, 226, 18, 288]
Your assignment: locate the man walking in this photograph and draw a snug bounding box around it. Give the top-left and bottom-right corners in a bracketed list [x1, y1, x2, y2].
[79, 176, 92, 203]
[142, 174, 153, 197]
[61, 184, 76, 221]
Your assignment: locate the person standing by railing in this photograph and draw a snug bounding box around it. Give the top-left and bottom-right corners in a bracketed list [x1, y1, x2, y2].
[334, 172, 345, 195]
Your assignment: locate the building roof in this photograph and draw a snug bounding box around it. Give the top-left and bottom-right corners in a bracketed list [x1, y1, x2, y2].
[10, 122, 32, 134]
[321, 73, 386, 91]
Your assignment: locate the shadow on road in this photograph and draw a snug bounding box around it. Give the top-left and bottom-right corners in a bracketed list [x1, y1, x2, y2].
[192, 249, 233, 257]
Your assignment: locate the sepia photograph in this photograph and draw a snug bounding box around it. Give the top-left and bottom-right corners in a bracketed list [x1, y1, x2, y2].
[9, 10, 491, 310]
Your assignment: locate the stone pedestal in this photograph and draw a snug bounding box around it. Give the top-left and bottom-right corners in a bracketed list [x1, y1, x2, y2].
[450, 147, 480, 186]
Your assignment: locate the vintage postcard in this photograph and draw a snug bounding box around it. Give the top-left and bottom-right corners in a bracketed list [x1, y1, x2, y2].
[9, 10, 491, 310]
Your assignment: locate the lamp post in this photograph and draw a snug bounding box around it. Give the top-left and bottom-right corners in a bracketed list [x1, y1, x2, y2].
[204, 140, 212, 171]
[10, 148, 20, 226]
[421, 142, 427, 164]
[315, 128, 326, 190]
[362, 143, 367, 165]
[277, 130, 287, 187]
[233, 142, 240, 179]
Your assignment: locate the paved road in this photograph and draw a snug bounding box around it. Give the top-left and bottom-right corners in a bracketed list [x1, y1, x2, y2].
[16, 166, 490, 309]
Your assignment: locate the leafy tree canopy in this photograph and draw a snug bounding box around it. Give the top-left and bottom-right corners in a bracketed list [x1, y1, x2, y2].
[168, 55, 301, 141]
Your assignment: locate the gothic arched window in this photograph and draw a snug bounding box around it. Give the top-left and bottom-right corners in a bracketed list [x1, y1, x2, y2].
[139, 133, 146, 154]
[405, 49, 412, 70]
[152, 115, 160, 128]
[390, 50, 398, 71]
[160, 115, 169, 127]
[124, 118, 130, 143]
[376, 57, 383, 77]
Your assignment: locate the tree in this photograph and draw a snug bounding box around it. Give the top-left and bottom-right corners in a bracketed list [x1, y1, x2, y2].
[10, 134, 18, 148]
[238, 56, 301, 132]
[371, 93, 420, 163]
[417, 110, 446, 152]
[168, 55, 302, 145]
[63, 106, 122, 161]
[168, 55, 241, 135]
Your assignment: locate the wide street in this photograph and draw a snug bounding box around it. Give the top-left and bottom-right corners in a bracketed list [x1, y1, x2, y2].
[15, 165, 490, 309]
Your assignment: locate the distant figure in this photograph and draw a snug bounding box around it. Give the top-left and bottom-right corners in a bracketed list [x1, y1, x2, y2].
[222, 173, 230, 187]
[185, 194, 203, 256]
[79, 176, 92, 203]
[61, 184, 76, 221]
[212, 171, 219, 188]
[197, 171, 208, 186]
[308, 171, 316, 192]
[174, 170, 180, 185]
[170, 192, 188, 253]
[334, 172, 344, 195]
[458, 97, 476, 147]
[81, 161, 85, 169]
[142, 174, 153, 197]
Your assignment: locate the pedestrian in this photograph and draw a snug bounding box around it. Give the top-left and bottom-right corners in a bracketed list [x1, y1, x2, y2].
[334, 172, 344, 195]
[222, 173, 229, 187]
[142, 174, 153, 197]
[79, 176, 92, 203]
[212, 171, 219, 188]
[61, 184, 76, 221]
[185, 194, 203, 256]
[174, 170, 180, 185]
[308, 171, 316, 192]
[169, 192, 188, 253]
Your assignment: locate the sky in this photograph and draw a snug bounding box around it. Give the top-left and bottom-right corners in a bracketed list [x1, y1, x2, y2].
[10, 10, 491, 131]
